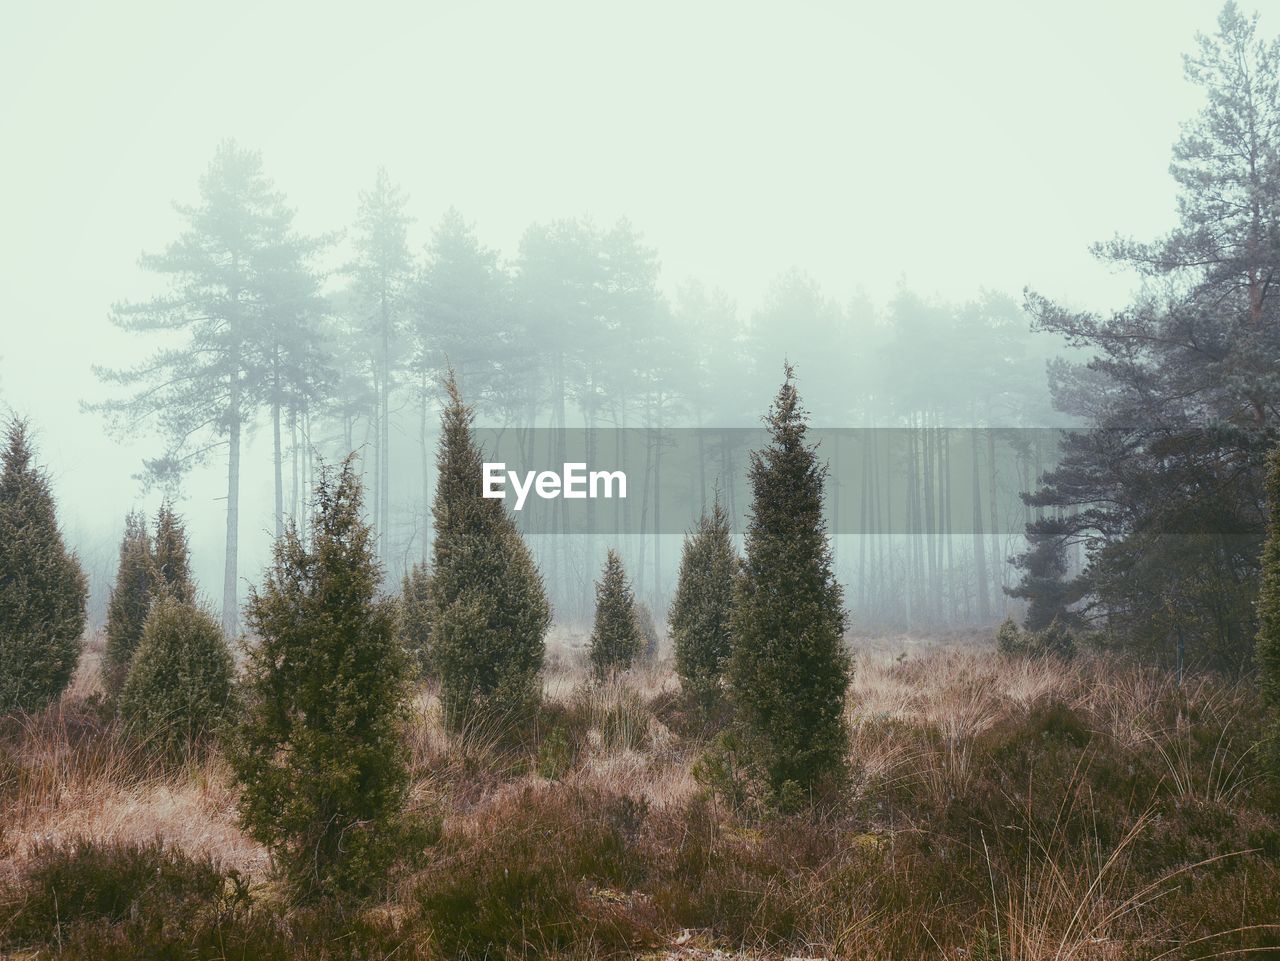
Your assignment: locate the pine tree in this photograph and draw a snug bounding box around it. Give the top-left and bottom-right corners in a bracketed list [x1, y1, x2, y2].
[0, 420, 87, 713]
[400, 560, 433, 679]
[88, 141, 326, 635]
[1256, 445, 1280, 737]
[119, 596, 234, 760]
[428, 374, 551, 731]
[349, 168, 414, 558]
[151, 502, 195, 603]
[635, 602, 662, 663]
[103, 511, 155, 696]
[671, 499, 738, 705]
[727, 366, 850, 801]
[231, 459, 409, 899]
[588, 549, 643, 680]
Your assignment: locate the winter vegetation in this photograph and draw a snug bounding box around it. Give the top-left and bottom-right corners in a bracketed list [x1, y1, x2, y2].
[4, 2, 1280, 958]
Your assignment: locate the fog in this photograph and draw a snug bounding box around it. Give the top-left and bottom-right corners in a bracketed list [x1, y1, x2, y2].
[0, 0, 1229, 629]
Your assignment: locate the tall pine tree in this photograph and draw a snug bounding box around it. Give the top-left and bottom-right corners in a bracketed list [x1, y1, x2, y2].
[349, 168, 414, 559]
[727, 367, 850, 801]
[671, 498, 738, 706]
[231, 458, 409, 899]
[427, 374, 550, 731]
[89, 141, 323, 634]
[0, 420, 87, 713]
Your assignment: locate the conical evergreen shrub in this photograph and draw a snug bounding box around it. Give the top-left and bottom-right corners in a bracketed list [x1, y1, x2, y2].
[726, 366, 850, 803]
[671, 498, 738, 706]
[119, 596, 234, 759]
[231, 458, 410, 899]
[428, 374, 551, 731]
[400, 561, 434, 679]
[103, 511, 154, 696]
[151, 502, 195, 602]
[0, 420, 87, 713]
[588, 549, 643, 680]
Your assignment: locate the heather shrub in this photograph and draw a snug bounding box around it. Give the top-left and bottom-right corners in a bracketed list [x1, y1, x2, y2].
[1, 837, 227, 947]
[415, 787, 644, 960]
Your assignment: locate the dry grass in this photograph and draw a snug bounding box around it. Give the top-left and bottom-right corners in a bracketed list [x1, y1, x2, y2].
[3, 638, 1279, 960]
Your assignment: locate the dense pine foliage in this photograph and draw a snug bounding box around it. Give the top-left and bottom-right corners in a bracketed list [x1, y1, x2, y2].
[0, 420, 87, 714]
[103, 511, 154, 696]
[427, 375, 551, 731]
[1257, 446, 1280, 758]
[151, 502, 195, 603]
[1017, 5, 1280, 667]
[400, 560, 433, 679]
[587, 549, 643, 680]
[671, 499, 738, 706]
[727, 369, 850, 801]
[231, 459, 409, 899]
[119, 596, 234, 760]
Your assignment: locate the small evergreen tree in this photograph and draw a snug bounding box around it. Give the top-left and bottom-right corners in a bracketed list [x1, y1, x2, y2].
[428, 374, 551, 730]
[671, 499, 738, 705]
[0, 420, 87, 713]
[151, 502, 195, 602]
[727, 367, 850, 802]
[119, 596, 234, 759]
[635, 602, 662, 663]
[1255, 445, 1280, 748]
[400, 561, 433, 679]
[588, 549, 643, 680]
[103, 511, 154, 696]
[231, 459, 409, 899]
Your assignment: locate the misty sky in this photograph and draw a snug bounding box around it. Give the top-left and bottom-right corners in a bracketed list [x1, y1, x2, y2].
[0, 0, 1237, 612]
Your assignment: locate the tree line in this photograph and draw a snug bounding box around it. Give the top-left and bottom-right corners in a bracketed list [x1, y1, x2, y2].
[85, 147, 1065, 634]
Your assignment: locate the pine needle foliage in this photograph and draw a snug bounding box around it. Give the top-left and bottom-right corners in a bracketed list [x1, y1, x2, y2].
[671, 498, 738, 706]
[428, 374, 551, 732]
[230, 458, 410, 900]
[119, 596, 235, 760]
[1256, 445, 1280, 757]
[0, 419, 87, 713]
[400, 560, 433, 679]
[726, 366, 850, 803]
[103, 511, 154, 696]
[588, 549, 643, 681]
[151, 502, 195, 603]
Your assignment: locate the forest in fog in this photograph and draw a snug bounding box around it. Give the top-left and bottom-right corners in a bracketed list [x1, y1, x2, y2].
[6, 3, 1280, 959]
[65, 145, 1075, 634]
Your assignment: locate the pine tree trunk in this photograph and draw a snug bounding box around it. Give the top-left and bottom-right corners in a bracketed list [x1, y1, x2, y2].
[272, 390, 283, 541]
[972, 427, 990, 623]
[420, 375, 430, 562]
[223, 376, 241, 636]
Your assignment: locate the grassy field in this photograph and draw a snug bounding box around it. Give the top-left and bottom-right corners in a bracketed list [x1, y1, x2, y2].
[2, 631, 1279, 960]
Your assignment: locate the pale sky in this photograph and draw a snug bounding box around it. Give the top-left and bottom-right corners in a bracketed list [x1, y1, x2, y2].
[0, 0, 1241, 613]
